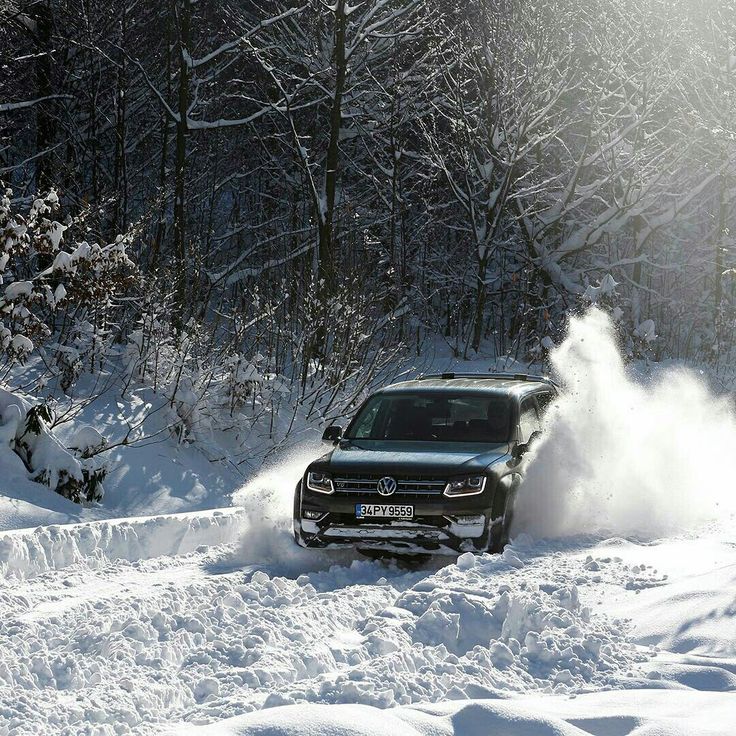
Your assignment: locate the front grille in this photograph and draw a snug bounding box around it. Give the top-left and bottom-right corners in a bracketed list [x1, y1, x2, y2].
[333, 474, 446, 496]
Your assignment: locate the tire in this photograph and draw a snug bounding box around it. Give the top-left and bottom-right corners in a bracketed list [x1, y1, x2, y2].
[292, 481, 306, 547]
[488, 477, 518, 554]
[489, 509, 512, 553]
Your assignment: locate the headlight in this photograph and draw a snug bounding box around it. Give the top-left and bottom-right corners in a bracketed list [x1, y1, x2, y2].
[444, 476, 486, 497]
[307, 471, 334, 494]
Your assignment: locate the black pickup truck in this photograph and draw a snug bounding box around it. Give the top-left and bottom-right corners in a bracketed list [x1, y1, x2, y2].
[293, 373, 557, 555]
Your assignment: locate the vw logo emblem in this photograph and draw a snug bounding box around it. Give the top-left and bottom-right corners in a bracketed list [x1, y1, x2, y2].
[377, 476, 397, 496]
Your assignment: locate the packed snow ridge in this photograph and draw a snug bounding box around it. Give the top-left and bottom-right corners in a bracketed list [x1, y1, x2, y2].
[0, 509, 244, 580]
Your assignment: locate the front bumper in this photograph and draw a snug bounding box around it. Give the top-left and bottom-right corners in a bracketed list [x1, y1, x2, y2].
[297, 488, 493, 553]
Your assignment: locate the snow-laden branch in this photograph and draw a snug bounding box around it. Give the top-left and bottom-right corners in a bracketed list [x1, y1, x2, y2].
[0, 95, 73, 113]
[183, 5, 307, 69]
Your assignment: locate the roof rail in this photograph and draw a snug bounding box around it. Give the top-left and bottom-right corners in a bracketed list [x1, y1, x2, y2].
[418, 372, 558, 386]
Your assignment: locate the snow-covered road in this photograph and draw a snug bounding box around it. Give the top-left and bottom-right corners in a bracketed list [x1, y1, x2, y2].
[1, 512, 733, 735]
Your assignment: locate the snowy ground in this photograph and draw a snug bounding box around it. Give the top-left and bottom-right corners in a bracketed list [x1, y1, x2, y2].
[2, 313, 735, 734]
[0, 510, 733, 735]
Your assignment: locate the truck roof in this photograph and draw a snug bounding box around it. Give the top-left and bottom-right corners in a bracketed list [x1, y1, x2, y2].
[377, 373, 557, 396]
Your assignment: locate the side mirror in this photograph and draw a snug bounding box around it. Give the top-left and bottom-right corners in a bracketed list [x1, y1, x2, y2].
[512, 431, 542, 459]
[322, 425, 343, 444]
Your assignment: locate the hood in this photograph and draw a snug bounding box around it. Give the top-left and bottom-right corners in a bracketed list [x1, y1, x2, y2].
[316, 439, 510, 476]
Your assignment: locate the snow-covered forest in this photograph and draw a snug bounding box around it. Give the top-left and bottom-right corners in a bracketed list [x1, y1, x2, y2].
[1, 3, 736, 735]
[2, 0, 736, 502]
[3, 0, 736, 368]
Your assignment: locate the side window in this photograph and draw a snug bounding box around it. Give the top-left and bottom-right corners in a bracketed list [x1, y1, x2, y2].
[352, 399, 383, 438]
[519, 398, 541, 443]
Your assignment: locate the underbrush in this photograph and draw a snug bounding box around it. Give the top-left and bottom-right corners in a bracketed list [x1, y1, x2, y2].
[0, 186, 409, 505]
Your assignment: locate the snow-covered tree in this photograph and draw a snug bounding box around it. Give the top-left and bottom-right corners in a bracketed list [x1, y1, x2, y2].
[0, 186, 135, 386]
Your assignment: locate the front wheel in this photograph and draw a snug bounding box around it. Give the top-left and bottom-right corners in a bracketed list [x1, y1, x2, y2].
[292, 481, 306, 546]
[488, 510, 512, 553]
[488, 478, 518, 553]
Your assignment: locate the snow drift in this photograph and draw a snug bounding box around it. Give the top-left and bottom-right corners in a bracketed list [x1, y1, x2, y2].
[2, 530, 680, 735]
[514, 308, 736, 539]
[169, 691, 736, 736]
[0, 508, 244, 579]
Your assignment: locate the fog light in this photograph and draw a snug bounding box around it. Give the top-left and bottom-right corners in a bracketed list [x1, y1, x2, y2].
[303, 509, 325, 521]
[454, 515, 485, 525]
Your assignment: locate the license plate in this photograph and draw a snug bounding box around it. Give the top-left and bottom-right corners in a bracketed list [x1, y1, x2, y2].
[355, 504, 414, 519]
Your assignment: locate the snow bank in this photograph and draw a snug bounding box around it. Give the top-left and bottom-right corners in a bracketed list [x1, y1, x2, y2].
[0, 508, 244, 579]
[514, 308, 736, 539]
[169, 699, 586, 736]
[596, 536, 736, 663]
[168, 690, 735, 736]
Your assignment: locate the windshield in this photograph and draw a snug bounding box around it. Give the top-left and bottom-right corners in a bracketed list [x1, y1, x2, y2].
[346, 392, 511, 443]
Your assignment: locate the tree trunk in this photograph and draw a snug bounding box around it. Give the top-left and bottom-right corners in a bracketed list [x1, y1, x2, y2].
[113, 4, 129, 236]
[471, 254, 488, 353]
[33, 1, 53, 191]
[151, 10, 173, 271]
[318, 0, 348, 293]
[715, 174, 726, 322]
[632, 215, 645, 327]
[173, 0, 191, 308]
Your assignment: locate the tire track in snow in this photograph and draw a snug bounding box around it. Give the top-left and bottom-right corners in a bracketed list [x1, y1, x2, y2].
[0, 543, 413, 735]
[0, 531, 666, 735]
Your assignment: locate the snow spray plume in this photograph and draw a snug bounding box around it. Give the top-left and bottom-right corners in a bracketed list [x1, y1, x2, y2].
[513, 308, 736, 539]
[232, 443, 354, 574]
